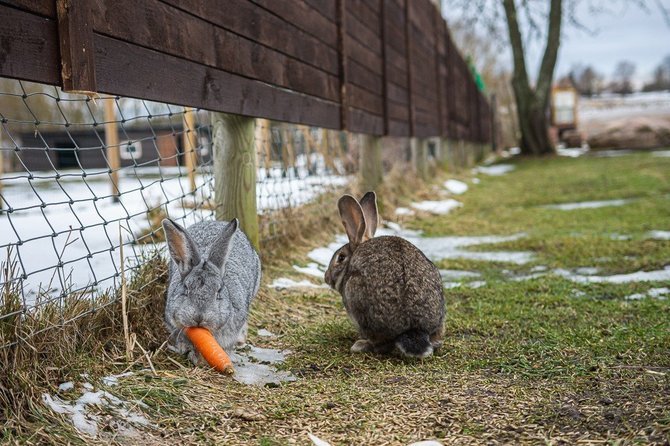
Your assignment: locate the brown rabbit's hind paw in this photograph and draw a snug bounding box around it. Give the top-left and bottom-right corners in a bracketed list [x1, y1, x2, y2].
[351, 339, 373, 353]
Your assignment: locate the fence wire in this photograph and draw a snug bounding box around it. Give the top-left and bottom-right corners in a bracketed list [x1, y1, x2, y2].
[0, 79, 352, 347]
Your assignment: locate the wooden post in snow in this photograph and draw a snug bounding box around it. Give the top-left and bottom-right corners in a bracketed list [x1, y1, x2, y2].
[211, 112, 259, 251]
[104, 96, 121, 202]
[182, 107, 197, 193]
[411, 138, 429, 181]
[359, 134, 383, 192]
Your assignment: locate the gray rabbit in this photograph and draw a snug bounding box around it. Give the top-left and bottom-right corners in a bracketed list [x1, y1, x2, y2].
[162, 218, 261, 365]
[325, 192, 445, 358]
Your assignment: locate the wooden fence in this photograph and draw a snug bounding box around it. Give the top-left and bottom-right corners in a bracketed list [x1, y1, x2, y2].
[0, 0, 491, 143]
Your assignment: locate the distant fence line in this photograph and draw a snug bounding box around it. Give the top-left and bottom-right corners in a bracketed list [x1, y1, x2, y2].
[0, 0, 492, 142]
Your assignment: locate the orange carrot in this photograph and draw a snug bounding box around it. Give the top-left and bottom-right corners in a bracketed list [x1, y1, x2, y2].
[184, 327, 234, 374]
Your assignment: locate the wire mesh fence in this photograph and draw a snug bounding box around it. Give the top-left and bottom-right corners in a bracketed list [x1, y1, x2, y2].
[0, 78, 353, 347]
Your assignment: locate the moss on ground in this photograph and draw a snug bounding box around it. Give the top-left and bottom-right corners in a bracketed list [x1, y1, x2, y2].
[3, 151, 670, 445]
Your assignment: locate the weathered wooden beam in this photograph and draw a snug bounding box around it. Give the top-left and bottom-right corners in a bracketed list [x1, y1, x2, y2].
[103, 96, 120, 202]
[56, 0, 96, 93]
[182, 107, 197, 193]
[359, 134, 383, 192]
[211, 112, 259, 251]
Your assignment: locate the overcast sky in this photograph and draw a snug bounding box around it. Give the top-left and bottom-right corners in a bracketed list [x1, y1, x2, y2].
[443, 1, 670, 88]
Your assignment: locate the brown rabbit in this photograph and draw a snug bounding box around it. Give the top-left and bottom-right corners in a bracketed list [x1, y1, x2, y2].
[324, 191, 445, 358]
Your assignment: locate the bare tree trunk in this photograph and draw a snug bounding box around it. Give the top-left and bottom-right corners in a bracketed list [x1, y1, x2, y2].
[503, 0, 562, 156]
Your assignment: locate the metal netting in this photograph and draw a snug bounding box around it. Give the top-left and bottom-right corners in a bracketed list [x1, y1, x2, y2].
[0, 79, 353, 346]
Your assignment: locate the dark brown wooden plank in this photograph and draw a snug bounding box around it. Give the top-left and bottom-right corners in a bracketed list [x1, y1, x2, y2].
[0, 4, 60, 85]
[347, 59, 383, 95]
[250, 0, 338, 48]
[346, 83, 383, 114]
[93, 34, 341, 129]
[387, 101, 409, 120]
[56, 0, 96, 92]
[0, 0, 54, 17]
[345, 0, 378, 32]
[91, 0, 340, 102]
[386, 82, 408, 105]
[345, 9, 381, 55]
[387, 119, 409, 136]
[344, 33, 383, 75]
[304, 0, 337, 21]
[162, 0, 339, 75]
[346, 107, 384, 135]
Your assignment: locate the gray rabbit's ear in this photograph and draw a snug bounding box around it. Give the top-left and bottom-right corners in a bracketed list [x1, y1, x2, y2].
[359, 191, 378, 240]
[338, 195, 366, 248]
[162, 218, 201, 278]
[208, 218, 238, 271]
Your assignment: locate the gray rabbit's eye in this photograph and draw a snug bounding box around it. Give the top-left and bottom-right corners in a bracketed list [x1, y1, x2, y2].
[337, 253, 346, 263]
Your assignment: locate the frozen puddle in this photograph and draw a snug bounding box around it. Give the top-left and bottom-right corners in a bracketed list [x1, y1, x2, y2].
[647, 230, 670, 240]
[542, 199, 633, 211]
[475, 164, 515, 176]
[444, 179, 468, 194]
[43, 379, 150, 438]
[626, 287, 669, 301]
[232, 346, 296, 387]
[306, 224, 534, 267]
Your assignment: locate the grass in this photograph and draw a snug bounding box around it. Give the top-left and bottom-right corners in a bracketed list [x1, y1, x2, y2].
[2, 151, 670, 445]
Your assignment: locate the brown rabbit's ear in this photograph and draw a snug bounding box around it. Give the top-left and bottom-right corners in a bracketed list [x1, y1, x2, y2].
[338, 195, 367, 248]
[358, 191, 378, 240]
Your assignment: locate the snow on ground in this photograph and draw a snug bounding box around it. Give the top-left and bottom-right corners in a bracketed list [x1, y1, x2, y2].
[43, 380, 151, 438]
[553, 266, 670, 284]
[292, 262, 325, 278]
[542, 199, 633, 211]
[305, 224, 534, 268]
[394, 207, 415, 216]
[557, 147, 589, 158]
[647, 230, 670, 240]
[474, 164, 516, 176]
[652, 150, 670, 157]
[579, 91, 670, 121]
[444, 179, 468, 194]
[232, 346, 296, 386]
[256, 328, 276, 338]
[625, 287, 669, 301]
[0, 162, 347, 300]
[268, 278, 328, 290]
[410, 199, 463, 215]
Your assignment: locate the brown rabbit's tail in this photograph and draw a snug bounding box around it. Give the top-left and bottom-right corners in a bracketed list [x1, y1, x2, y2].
[395, 329, 433, 358]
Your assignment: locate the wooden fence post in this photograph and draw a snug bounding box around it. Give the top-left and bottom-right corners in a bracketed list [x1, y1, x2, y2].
[359, 134, 382, 192]
[211, 112, 259, 251]
[182, 107, 197, 193]
[103, 96, 121, 202]
[0, 139, 4, 211]
[411, 138, 429, 181]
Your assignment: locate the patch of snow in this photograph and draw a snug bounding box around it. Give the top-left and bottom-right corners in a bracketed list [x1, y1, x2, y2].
[82, 382, 94, 390]
[531, 265, 548, 272]
[610, 233, 631, 241]
[647, 230, 670, 240]
[553, 266, 670, 284]
[257, 329, 276, 338]
[575, 267, 600, 275]
[592, 149, 634, 158]
[475, 164, 515, 176]
[509, 147, 521, 155]
[651, 150, 670, 157]
[231, 346, 296, 387]
[268, 278, 328, 290]
[307, 226, 534, 268]
[557, 147, 589, 158]
[309, 433, 332, 446]
[467, 281, 487, 289]
[292, 262, 325, 278]
[439, 269, 481, 280]
[626, 287, 670, 301]
[395, 207, 416, 216]
[471, 178, 481, 184]
[410, 199, 463, 215]
[58, 382, 75, 392]
[509, 272, 547, 282]
[42, 386, 151, 438]
[101, 372, 134, 387]
[543, 199, 633, 211]
[444, 179, 468, 195]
